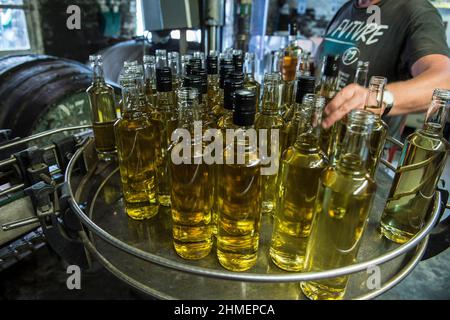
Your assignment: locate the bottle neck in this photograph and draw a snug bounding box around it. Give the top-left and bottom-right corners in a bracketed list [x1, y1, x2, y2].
[354, 68, 369, 87]
[261, 78, 281, 113]
[423, 90, 450, 136]
[318, 74, 339, 99]
[337, 111, 374, 174]
[93, 64, 106, 84]
[122, 85, 139, 112]
[295, 96, 323, 151]
[364, 77, 386, 118]
[157, 90, 176, 110]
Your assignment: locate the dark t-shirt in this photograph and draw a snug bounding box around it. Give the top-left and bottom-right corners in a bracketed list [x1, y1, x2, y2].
[320, 0, 449, 86]
[317, 0, 449, 138]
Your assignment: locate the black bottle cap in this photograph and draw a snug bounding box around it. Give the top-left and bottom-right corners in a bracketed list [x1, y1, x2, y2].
[233, 89, 256, 127]
[191, 68, 208, 94]
[295, 76, 316, 104]
[206, 55, 218, 75]
[230, 71, 244, 82]
[219, 64, 235, 89]
[186, 59, 202, 75]
[288, 23, 298, 36]
[156, 67, 173, 92]
[224, 79, 244, 110]
[323, 55, 340, 78]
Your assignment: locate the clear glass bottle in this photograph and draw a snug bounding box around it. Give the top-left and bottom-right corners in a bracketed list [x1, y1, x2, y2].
[284, 93, 315, 153]
[243, 52, 261, 112]
[380, 89, 450, 244]
[86, 55, 118, 160]
[143, 55, 157, 108]
[270, 95, 328, 271]
[301, 109, 377, 300]
[168, 51, 181, 90]
[114, 71, 159, 220]
[206, 51, 220, 122]
[152, 67, 178, 207]
[155, 49, 167, 68]
[170, 87, 213, 260]
[332, 76, 387, 171]
[217, 89, 262, 272]
[317, 55, 340, 158]
[354, 61, 370, 87]
[254, 73, 284, 215]
[211, 62, 234, 123]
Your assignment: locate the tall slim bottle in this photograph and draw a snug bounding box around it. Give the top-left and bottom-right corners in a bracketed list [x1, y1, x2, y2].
[143, 55, 157, 108]
[380, 89, 450, 244]
[243, 52, 261, 112]
[255, 73, 284, 215]
[211, 62, 234, 123]
[170, 87, 213, 259]
[206, 52, 220, 122]
[270, 95, 328, 271]
[217, 89, 262, 272]
[114, 71, 159, 220]
[86, 55, 118, 160]
[317, 55, 340, 158]
[152, 67, 177, 207]
[301, 110, 377, 300]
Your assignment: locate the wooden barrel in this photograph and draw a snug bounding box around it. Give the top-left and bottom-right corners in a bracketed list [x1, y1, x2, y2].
[0, 54, 94, 138]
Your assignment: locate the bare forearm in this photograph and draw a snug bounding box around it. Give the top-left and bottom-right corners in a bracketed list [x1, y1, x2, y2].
[387, 60, 450, 116]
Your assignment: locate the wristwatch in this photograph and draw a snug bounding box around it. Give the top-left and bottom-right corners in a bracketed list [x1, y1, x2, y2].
[382, 90, 395, 116]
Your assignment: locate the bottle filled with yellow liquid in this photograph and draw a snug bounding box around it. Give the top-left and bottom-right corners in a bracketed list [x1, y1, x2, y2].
[211, 60, 234, 124]
[317, 55, 340, 158]
[301, 110, 377, 300]
[255, 73, 284, 215]
[380, 89, 450, 244]
[152, 67, 178, 207]
[217, 89, 262, 272]
[114, 68, 159, 220]
[206, 52, 220, 123]
[86, 55, 118, 160]
[170, 87, 213, 259]
[217, 76, 244, 130]
[270, 95, 328, 271]
[284, 77, 316, 150]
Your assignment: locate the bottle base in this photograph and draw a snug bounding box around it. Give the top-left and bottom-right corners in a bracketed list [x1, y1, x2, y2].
[173, 241, 213, 260]
[300, 281, 346, 300]
[379, 222, 413, 244]
[269, 248, 304, 272]
[125, 202, 159, 220]
[217, 250, 257, 272]
[159, 195, 171, 207]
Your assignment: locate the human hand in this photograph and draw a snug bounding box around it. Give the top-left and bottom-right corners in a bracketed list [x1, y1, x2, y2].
[322, 84, 369, 129]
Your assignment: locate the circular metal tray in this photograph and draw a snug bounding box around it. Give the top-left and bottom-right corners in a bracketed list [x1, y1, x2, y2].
[66, 138, 441, 300]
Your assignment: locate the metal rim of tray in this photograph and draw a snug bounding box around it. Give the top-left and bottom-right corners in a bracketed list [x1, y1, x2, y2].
[65, 138, 442, 284]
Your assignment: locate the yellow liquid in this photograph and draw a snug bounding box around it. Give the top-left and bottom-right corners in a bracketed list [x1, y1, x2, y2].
[217, 142, 262, 271]
[380, 129, 449, 243]
[87, 82, 117, 155]
[152, 95, 177, 207]
[254, 112, 284, 215]
[367, 118, 388, 177]
[114, 112, 159, 220]
[270, 135, 328, 271]
[301, 155, 376, 300]
[171, 150, 213, 260]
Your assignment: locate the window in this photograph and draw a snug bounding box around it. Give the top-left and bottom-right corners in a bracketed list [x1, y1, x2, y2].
[0, 0, 30, 51]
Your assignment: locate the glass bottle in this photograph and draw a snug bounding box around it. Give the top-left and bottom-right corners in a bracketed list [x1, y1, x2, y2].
[86, 55, 118, 160]
[270, 95, 328, 271]
[217, 89, 262, 271]
[301, 109, 377, 300]
[232, 49, 244, 73]
[380, 89, 450, 244]
[206, 51, 220, 122]
[152, 67, 178, 207]
[354, 61, 370, 87]
[170, 87, 213, 259]
[114, 71, 159, 220]
[155, 49, 167, 68]
[284, 93, 315, 152]
[168, 51, 181, 91]
[143, 55, 157, 108]
[243, 52, 261, 112]
[317, 55, 340, 158]
[283, 75, 316, 124]
[211, 62, 234, 123]
[254, 73, 284, 215]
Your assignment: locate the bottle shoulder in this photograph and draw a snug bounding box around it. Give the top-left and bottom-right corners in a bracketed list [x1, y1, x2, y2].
[282, 146, 328, 169]
[254, 113, 284, 129]
[407, 130, 450, 152]
[321, 167, 377, 196]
